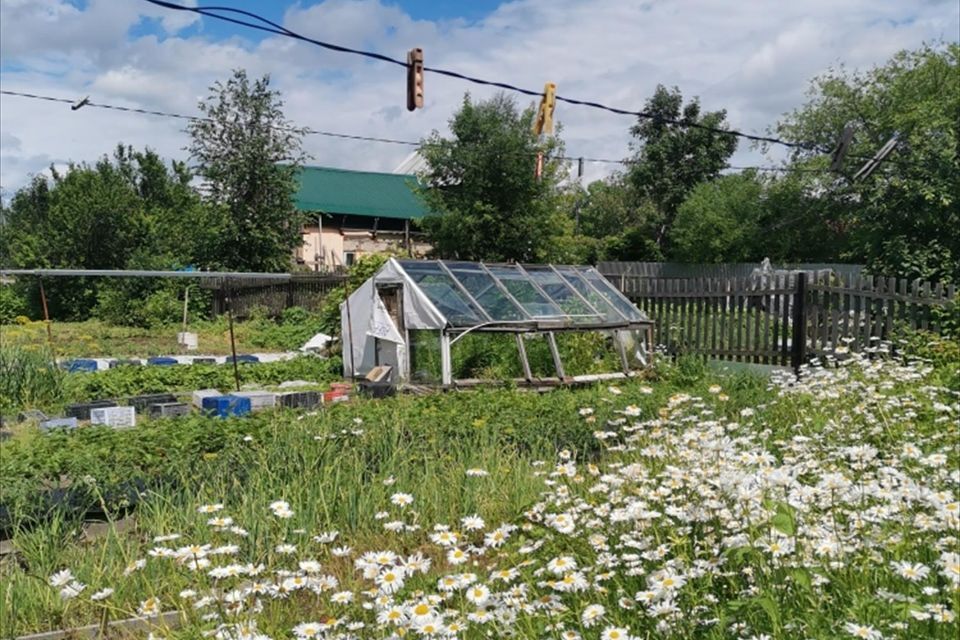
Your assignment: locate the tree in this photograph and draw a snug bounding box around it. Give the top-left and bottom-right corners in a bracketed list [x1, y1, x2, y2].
[1, 146, 210, 320]
[627, 85, 737, 254]
[188, 69, 308, 272]
[772, 43, 960, 282]
[417, 93, 568, 262]
[671, 172, 765, 263]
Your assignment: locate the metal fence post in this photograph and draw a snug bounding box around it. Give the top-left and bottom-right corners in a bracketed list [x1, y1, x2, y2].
[791, 272, 808, 372]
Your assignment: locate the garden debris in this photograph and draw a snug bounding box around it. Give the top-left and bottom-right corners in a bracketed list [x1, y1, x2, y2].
[81, 516, 136, 542]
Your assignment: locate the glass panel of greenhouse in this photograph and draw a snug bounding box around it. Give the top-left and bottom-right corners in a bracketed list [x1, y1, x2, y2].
[346, 259, 653, 385]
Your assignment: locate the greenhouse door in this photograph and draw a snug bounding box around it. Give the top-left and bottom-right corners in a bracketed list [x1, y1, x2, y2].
[375, 284, 404, 380]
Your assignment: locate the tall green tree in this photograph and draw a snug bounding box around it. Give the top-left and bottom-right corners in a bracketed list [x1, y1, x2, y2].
[773, 43, 959, 281]
[188, 69, 308, 272]
[417, 93, 568, 262]
[1, 146, 210, 319]
[627, 85, 737, 255]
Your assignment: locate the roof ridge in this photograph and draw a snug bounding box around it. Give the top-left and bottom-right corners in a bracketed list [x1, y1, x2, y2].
[300, 164, 417, 179]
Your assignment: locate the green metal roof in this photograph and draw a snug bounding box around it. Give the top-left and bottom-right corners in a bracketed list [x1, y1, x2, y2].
[294, 165, 430, 220]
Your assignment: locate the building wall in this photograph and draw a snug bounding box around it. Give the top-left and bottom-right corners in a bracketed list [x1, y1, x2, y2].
[298, 224, 430, 270]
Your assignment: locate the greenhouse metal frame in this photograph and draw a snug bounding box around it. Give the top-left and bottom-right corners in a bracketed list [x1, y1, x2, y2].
[342, 258, 654, 386]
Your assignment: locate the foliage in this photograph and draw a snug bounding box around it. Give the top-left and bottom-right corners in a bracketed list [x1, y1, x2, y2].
[670, 171, 766, 263]
[0, 345, 63, 416]
[60, 356, 341, 408]
[317, 253, 391, 338]
[417, 93, 569, 262]
[772, 43, 960, 281]
[188, 69, 309, 272]
[3, 354, 957, 638]
[244, 306, 329, 351]
[0, 146, 218, 320]
[627, 85, 738, 253]
[0, 284, 28, 323]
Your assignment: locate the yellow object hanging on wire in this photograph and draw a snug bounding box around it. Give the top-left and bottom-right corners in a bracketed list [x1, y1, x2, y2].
[532, 82, 556, 136]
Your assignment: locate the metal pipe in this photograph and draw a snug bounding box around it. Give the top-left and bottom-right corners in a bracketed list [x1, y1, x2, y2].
[1, 268, 292, 280]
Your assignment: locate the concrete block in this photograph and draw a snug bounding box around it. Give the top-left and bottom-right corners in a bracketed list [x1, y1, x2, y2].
[90, 406, 136, 428]
[192, 389, 222, 408]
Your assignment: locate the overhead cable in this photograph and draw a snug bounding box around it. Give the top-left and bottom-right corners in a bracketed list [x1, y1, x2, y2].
[142, 0, 828, 153]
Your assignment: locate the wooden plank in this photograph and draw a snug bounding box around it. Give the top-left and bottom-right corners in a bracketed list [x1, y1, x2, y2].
[726, 277, 736, 361]
[807, 282, 947, 306]
[15, 612, 181, 640]
[818, 273, 830, 355]
[770, 274, 781, 365]
[781, 274, 792, 363]
[693, 277, 703, 359]
[704, 278, 719, 352]
[737, 277, 747, 361]
[762, 278, 772, 364]
[884, 276, 897, 340]
[678, 278, 688, 353]
[919, 280, 930, 331]
[850, 275, 862, 353]
[931, 282, 944, 332]
[752, 279, 763, 363]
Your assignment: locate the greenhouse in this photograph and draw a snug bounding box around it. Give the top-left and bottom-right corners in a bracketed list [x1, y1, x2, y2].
[342, 258, 653, 386]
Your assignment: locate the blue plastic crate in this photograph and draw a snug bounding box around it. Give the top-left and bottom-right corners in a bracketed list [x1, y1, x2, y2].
[62, 359, 98, 373]
[202, 394, 252, 418]
[147, 356, 179, 366]
[227, 354, 260, 364]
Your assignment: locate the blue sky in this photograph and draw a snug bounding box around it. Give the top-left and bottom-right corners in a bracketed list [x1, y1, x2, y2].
[1, 0, 957, 194]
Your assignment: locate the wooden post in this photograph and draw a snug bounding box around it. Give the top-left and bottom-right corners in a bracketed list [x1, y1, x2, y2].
[515, 334, 533, 381]
[404, 219, 411, 257]
[791, 272, 808, 372]
[38, 276, 53, 346]
[224, 282, 241, 392]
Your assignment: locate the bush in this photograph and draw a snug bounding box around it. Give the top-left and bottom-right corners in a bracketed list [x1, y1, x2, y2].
[0, 285, 28, 324]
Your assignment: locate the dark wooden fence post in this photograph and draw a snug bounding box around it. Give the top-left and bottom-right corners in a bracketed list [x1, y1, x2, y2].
[791, 272, 808, 372]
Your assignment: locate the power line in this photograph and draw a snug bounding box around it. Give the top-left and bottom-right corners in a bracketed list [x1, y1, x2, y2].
[142, 0, 828, 153]
[0, 89, 883, 176]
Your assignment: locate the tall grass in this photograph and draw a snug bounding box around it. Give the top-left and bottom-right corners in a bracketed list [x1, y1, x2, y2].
[0, 344, 64, 417]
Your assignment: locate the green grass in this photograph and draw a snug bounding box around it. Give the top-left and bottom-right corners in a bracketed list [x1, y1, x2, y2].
[1, 348, 957, 639]
[1, 316, 323, 359]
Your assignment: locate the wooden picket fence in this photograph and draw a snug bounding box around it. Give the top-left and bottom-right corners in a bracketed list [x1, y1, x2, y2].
[610, 272, 957, 368]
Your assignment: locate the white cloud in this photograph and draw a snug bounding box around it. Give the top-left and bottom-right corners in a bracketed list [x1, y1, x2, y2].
[1, 0, 957, 191]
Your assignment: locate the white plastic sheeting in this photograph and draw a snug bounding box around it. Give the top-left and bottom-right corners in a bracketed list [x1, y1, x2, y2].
[341, 259, 445, 379]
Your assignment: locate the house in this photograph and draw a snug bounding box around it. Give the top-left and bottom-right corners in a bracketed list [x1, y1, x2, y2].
[293, 165, 433, 270]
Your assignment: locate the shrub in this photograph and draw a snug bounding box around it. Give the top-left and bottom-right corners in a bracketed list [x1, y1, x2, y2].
[0, 285, 28, 324]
